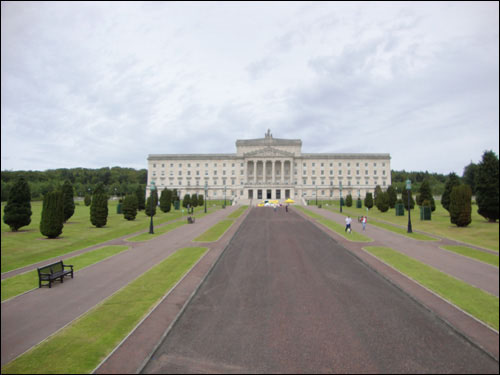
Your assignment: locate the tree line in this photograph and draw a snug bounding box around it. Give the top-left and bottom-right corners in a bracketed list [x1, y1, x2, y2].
[1, 167, 147, 201]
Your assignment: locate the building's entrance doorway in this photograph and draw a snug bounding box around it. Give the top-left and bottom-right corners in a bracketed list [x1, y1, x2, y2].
[248, 189, 253, 199]
[276, 189, 281, 199]
[266, 189, 272, 199]
[285, 189, 290, 199]
[257, 189, 262, 199]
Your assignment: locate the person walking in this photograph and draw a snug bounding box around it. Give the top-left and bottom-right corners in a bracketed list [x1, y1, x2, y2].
[345, 216, 352, 233]
[362, 216, 367, 231]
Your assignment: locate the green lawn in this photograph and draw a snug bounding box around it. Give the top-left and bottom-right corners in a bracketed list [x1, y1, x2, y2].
[194, 219, 234, 242]
[363, 246, 499, 331]
[440, 245, 499, 267]
[1, 201, 214, 273]
[1, 247, 208, 374]
[323, 200, 499, 251]
[1, 245, 129, 302]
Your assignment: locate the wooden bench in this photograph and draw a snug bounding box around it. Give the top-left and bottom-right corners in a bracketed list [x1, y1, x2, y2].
[37, 260, 74, 288]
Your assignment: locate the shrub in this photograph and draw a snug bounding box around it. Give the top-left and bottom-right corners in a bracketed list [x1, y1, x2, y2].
[345, 194, 353, 207]
[402, 189, 415, 210]
[198, 194, 204, 207]
[3, 177, 32, 231]
[416, 180, 435, 211]
[364, 192, 373, 209]
[191, 193, 198, 207]
[182, 194, 191, 208]
[386, 185, 397, 208]
[90, 185, 108, 228]
[40, 190, 64, 238]
[449, 185, 472, 227]
[376, 191, 390, 212]
[145, 196, 156, 217]
[122, 194, 138, 221]
[84, 193, 91, 206]
[159, 189, 172, 213]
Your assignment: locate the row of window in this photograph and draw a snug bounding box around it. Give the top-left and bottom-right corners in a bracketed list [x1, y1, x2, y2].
[152, 161, 387, 168]
[152, 169, 387, 177]
[153, 179, 387, 187]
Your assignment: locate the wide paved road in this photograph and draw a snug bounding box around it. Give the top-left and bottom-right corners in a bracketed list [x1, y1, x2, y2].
[142, 207, 498, 373]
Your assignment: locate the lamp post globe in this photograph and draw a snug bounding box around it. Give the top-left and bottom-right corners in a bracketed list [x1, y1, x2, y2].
[149, 181, 156, 234]
[406, 179, 412, 233]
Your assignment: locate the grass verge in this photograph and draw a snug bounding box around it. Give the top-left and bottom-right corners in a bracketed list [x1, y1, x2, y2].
[363, 246, 499, 331]
[1, 245, 130, 302]
[194, 219, 234, 242]
[126, 221, 186, 242]
[367, 220, 438, 241]
[1, 246, 208, 374]
[440, 245, 499, 267]
[227, 206, 248, 219]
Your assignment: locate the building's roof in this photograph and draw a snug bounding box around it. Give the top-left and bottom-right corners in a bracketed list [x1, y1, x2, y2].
[235, 137, 302, 147]
[301, 153, 391, 160]
[148, 154, 238, 160]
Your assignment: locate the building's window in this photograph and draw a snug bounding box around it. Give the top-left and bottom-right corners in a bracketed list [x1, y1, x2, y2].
[366, 181, 369, 185]
[321, 170, 324, 175]
[312, 162, 315, 167]
[356, 170, 359, 175]
[205, 171, 208, 176]
[348, 181, 351, 186]
[214, 163, 217, 167]
[205, 163, 208, 167]
[232, 170, 235, 175]
[241, 170, 244, 175]
[338, 162, 342, 167]
[321, 180, 324, 185]
[303, 178, 307, 184]
[321, 163, 324, 167]
[153, 171, 156, 176]
[339, 170, 342, 175]
[187, 181, 190, 186]
[303, 163, 306, 167]
[161, 164, 165, 168]
[161, 171, 165, 176]
[383, 181, 386, 186]
[347, 163, 350, 167]
[330, 170, 333, 175]
[196, 171, 200, 176]
[356, 163, 359, 167]
[241, 163, 244, 167]
[312, 170, 316, 175]
[223, 170, 226, 176]
[223, 163, 226, 167]
[374, 163, 377, 167]
[312, 180, 315, 185]
[187, 163, 191, 167]
[382, 163, 386, 167]
[170, 163, 174, 167]
[365, 163, 368, 167]
[196, 163, 199, 167]
[214, 171, 217, 175]
[178, 171, 182, 176]
[382, 170, 386, 175]
[187, 171, 191, 176]
[170, 171, 174, 176]
[365, 170, 368, 175]
[232, 163, 235, 168]
[179, 163, 182, 167]
[348, 170, 351, 175]
[374, 170, 377, 175]
[153, 163, 156, 168]
[330, 163, 333, 167]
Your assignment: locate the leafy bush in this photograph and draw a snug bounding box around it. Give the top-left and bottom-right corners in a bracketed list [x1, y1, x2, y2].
[449, 185, 472, 227]
[122, 194, 138, 221]
[3, 177, 32, 231]
[40, 190, 64, 238]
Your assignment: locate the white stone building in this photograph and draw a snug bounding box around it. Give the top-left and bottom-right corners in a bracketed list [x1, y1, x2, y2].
[147, 130, 391, 204]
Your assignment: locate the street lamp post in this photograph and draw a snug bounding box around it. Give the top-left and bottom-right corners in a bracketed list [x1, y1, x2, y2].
[406, 179, 412, 233]
[204, 181, 208, 213]
[339, 181, 343, 213]
[149, 181, 156, 234]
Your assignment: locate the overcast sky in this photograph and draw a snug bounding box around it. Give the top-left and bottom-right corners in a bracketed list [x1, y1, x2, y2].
[2, 1, 498, 175]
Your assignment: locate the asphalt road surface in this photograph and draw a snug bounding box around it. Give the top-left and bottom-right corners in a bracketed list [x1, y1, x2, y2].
[142, 207, 498, 373]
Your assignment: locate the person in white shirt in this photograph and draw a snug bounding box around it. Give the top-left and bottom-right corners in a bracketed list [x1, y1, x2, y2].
[345, 216, 352, 233]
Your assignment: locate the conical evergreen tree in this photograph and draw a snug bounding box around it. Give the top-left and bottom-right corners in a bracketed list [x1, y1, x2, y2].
[416, 180, 435, 211]
[198, 194, 204, 207]
[40, 190, 64, 238]
[191, 193, 198, 207]
[61, 180, 75, 222]
[402, 189, 415, 210]
[345, 194, 353, 207]
[376, 191, 390, 212]
[476, 150, 499, 222]
[449, 185, 472, 227]
[160, 189, 172, 213]
[364, 192, 373, 209]
[145, 196, 157, 217]
[3, 177, 32, 231]
[441, 173, 461, 212]
[182, 194, 191, 208]
[84, 193, 91, 206]
[386, 185, 397, 208]
[122, 194, 138, 221]
[135, 185, 146, 210]
[90, 184, 108, 228]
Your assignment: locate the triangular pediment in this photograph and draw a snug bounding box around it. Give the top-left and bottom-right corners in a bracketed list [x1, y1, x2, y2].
[244, 147, 295, 158]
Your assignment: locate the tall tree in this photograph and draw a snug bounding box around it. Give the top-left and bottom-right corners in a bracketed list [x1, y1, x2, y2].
[416, 180, 436, 211]
[90, 184, 108, 228]
[475, 150, 499, 222]
[3, 177, 32, 231]
[135, 185, 146, 210]
[462, 162, 478, 195]
[40, 190, 64, 238]
[386, 185, 397, 209]
[159, 189, 172, 213]
[449, 185, 472, 227]
[441, 173, 461, 212]
[61, 180, 75, 222]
